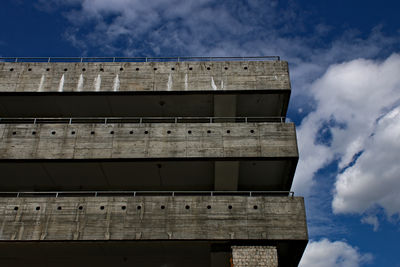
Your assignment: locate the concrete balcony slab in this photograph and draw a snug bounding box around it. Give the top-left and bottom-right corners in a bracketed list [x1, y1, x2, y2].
[0, 196, 307, 266]
[0, 122, 298, 191]
[0, 61, 290, 117]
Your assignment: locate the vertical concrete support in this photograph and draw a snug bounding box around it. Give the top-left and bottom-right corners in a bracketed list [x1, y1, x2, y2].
[231, 246, 278, 267]
[213, 95, 239, 191]
[214, 161, 239, 190]
[210, 252, 230, 267]
[213, 95, 237, 118]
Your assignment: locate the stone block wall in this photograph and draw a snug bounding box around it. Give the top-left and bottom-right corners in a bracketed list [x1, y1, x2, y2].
[232, 246, 278, 267]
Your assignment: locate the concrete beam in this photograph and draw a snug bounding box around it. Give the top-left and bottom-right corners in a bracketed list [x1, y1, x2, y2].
[0, 61, 291, 93]
[0, 196, 307, 241]
[0, 122, 298, 160]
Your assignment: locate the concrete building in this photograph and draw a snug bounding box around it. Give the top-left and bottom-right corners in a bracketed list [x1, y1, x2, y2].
[0, 57, 307, 266]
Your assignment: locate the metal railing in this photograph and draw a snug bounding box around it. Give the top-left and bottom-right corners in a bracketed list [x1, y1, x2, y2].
[0, 116, 286, 124]
[0, 56, 280, 63]
[0, 190, 294, 198]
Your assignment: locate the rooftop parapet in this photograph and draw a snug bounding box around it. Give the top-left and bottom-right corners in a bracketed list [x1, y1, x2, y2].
[0, 58, 291, 118]
[0, 59, 289, 93]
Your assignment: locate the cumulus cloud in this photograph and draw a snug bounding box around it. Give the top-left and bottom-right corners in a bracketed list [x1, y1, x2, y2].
[34, 0, 330, 57]
[293, 54, 400, 219]
[299, 239, 372, 267]
[333, 106, 400, 216]
[361, 215, 379, 232]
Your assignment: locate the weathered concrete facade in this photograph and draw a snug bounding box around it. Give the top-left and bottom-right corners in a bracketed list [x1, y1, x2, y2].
[0, 196, 306, 241]
[0, 122, 297, 159]
[0, 59, 307, 266]
[0, 61, 290, 118]
[0, 61, 290, 92]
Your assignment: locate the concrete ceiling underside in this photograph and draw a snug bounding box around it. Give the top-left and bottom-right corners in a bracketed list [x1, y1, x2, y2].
[0, 91, 289, 118]
[0, 240, 306, 267]
[0, 159, 297, 192]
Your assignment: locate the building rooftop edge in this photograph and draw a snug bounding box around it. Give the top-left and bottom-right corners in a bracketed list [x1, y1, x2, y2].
[0, 56, 281, 63]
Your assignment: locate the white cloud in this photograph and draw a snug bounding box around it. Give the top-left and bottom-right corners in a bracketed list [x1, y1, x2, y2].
[299, 239, 372, 267]
[361, 215, 379, 232]
[293, 54, 400, 203]
[333, 106, 400, 216]
[34, 0, 321, 57]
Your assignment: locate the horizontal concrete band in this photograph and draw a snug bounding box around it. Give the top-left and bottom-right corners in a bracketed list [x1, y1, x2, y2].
[0, 122, 298, 159]
[0, 61, 290, 93]
[0, 196, 307, 241]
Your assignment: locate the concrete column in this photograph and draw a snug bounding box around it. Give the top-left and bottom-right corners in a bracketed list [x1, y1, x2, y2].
[213, 95, 239, 191]
[214, 161, 239, 190]
[210, 252, 230, 267]
[213, 94, 237, 118]
[231, 246, 278, 267]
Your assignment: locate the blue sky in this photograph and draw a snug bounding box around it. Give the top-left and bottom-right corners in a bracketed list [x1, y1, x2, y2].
[1, 1, 400, 266]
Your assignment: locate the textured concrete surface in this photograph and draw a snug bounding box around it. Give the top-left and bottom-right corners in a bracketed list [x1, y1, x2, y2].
[0, 122, 298, 191]
[0, 61, 290, 92]
[0, 61, 291, 118]
[0, 59, 307, 266]
[0, 122, 298, 159]
[232, 246, 278, 267]
[0, 196, 307, 241]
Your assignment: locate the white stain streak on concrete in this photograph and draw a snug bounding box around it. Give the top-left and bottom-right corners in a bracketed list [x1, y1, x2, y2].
[77, 74, 84, 91]
[94, 74, 101, 91]
[221, 80, 224, 90]
[113, 74, 120, 91]
[38, 75, 45, 92]
[58, 74, 65, 92]
[167, 73, 173, 91]
[211, 77, 217, 90]
[185, 73, 188, 90]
